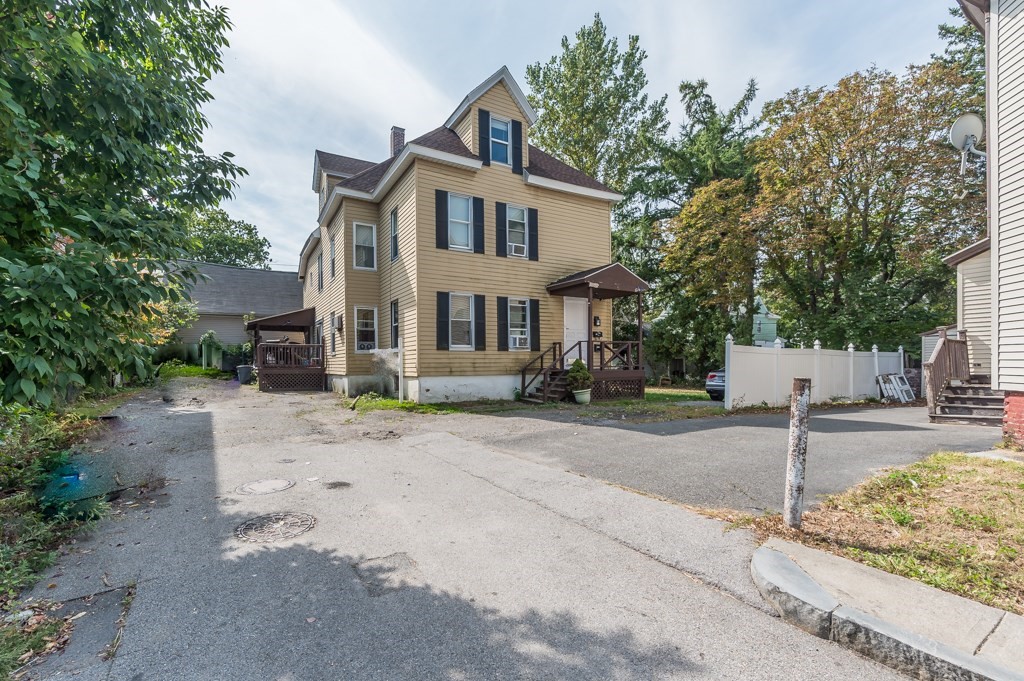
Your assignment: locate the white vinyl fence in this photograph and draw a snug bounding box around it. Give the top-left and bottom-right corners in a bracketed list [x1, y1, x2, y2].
[724, 336, 904, 410]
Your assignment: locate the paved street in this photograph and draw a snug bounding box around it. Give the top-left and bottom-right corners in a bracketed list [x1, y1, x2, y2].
[445, 405, 998, 512]
[31, 380, 905, 680]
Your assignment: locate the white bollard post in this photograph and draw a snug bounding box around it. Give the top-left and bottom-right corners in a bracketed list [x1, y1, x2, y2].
[397, 337, 404, 403]
[784, 377, 812, 530]
[872, 344, 880, 398]
[813, 340, 822, 403]
[724, 334, 734, 410]
[774, 337, 783, 406]
[898, 345, 905, 376]
[847, 343, 855, 400]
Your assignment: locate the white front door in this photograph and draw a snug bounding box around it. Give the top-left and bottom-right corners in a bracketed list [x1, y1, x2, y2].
[563, 297, 589, 363]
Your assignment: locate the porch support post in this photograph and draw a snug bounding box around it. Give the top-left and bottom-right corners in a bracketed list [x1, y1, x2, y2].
[637, 292, 644, 398]
[587, 286, 594, 370]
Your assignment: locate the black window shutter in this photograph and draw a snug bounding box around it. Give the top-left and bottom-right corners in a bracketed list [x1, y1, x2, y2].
[495, 202, 507, 257]
[472, 196, 485, 254]
[528, 208, 539, 261]
[474, 295, 486, 351]
[511, 120, 523, 175]
[435, 189, 449, 249]
[497, 296, 509, 351]
[436, 291, 450, 350]
[529, 299, 541, 351]
[478, 108, 491, 165]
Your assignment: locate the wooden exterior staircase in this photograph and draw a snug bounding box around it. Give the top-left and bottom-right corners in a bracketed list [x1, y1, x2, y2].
[924, 329, 1003, 426]
[931, 377, 1003, 426]
[519, 340, 646, 403]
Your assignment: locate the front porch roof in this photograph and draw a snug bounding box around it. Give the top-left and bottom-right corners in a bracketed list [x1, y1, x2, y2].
[546, 263, 650, 300]
[245, 307, 316, 333]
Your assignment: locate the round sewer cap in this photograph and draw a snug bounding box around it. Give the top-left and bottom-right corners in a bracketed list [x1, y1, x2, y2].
[235, 512, 316, 543]
[236, 479, 295, 496]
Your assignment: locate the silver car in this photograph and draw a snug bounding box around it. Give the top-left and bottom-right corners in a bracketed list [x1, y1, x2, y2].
[705, 368, 726, 401]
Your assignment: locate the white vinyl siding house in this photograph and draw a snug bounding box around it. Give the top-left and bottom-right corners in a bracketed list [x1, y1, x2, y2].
[992, 0, 1024, 391]
[961, 249, 993, 375]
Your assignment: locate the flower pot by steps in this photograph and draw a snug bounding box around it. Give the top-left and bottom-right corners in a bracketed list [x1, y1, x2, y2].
[573, 389, 592, 405]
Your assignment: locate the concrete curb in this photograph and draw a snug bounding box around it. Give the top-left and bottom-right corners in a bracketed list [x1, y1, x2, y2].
[751, 547, 1024, 681]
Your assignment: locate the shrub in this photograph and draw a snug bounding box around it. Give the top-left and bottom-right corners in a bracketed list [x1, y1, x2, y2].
[565, 359, 594, 392]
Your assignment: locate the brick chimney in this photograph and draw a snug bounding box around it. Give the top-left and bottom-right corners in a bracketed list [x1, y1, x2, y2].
[390, 126, 405, 157]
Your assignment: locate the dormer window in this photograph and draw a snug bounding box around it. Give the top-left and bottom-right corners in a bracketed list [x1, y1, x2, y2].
[490, 115, 511, 165]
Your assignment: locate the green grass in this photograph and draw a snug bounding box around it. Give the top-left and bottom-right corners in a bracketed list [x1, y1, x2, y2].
[1, 405, 106, 671]
[351, 393, 463, 415]
[158, 362, 233, 380]
[751, 452, 1024, 614]
[0, 613, 64, 676]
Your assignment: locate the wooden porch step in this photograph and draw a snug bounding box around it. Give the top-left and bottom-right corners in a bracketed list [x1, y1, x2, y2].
[936, 403, 1003, 416]
[939, 393, 1004, 406]
[946, 385, 1001, 398]
[930, 413, 1002, 426]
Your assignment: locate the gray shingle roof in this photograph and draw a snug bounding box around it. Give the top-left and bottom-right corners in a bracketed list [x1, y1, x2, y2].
[525, 145, 613, 193]
[315, 150, 376, 177]
[182, 261, 303, 317]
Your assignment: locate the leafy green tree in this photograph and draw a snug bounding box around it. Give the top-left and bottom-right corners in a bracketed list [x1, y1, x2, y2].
[935, 6, 985, 117]
[623, 80, 760, 375]
[751, 66, 982, 350]
[186, 207, 271, 269]
[0, 1, 243, 406]
[525, 13, 669, 209]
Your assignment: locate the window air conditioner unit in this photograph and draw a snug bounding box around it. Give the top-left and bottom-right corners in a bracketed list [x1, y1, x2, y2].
[510, 335, 529, 349]
[357, 342, 375, 351]
[332, 316, 343, 331]
[508, 243, 527, 257]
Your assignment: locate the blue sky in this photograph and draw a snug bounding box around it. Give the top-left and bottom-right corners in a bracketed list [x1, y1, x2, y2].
[201, 0, 961, 270]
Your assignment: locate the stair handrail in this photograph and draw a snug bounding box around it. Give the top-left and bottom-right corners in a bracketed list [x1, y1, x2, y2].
[596, 341, 640, 371]
[521, 342, 562, 397]
[923, 330, 970, 415]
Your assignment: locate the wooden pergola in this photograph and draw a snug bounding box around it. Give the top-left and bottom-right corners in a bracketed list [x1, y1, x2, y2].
[245, 308, 324, 392]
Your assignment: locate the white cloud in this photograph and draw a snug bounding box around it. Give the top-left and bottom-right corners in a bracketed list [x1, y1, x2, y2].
[201, 0, 452, 267]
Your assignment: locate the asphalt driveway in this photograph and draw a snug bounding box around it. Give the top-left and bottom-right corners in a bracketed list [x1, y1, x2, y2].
[445, 405, 999, 513]
[29, 380, 902, 680]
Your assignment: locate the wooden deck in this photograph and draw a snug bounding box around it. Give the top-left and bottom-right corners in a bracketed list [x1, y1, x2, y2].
[256, 343, 325, 392]
[521, 341, 645, 402]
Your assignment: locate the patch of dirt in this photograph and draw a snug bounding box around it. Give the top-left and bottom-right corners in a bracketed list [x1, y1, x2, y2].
[324, 481, 352, 490]
[362, 430, 400, 441]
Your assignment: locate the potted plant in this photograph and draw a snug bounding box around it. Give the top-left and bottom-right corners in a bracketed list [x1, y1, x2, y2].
[566, 359, 594, 404]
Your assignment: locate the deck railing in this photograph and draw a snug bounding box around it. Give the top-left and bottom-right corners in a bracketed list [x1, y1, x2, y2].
[923, 333, 969, 414]
[595, 341, 642, 371]
[257, 343, 323, 369]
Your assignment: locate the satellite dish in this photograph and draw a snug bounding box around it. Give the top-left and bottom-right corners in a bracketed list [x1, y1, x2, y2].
[949, 113, 984, 151]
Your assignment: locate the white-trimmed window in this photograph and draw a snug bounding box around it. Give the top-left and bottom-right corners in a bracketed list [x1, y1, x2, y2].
[448, 194, 472, 251]
[390, 208, 399, 261]
[507, 205, 527, 257]
[329, 235, 336, 277]
[355, 306, 377, 352]
[508, 298, 529, 350]
[329, 312, 337, 353]
[317, 252, 323, 291]
[449, 293, 474, 349]
[490, 115, 510, 165]
[354, 223, 376, 270]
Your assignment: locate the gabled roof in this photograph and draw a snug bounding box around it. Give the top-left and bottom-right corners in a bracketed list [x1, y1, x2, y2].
[312, 150, 376, 192]
[526, 146, 613, 193]
[957, 0, 988, 33]
[181, 261, 303, 317]
[943, 237, 990, 267]
[334, 127, 476, 194]
[547, 263, 650, 300]
[444, 65, 537, 128]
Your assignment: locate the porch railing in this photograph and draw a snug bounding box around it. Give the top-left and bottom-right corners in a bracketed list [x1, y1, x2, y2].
[257, 343, 323, 369]
[521, 342, 563, 397]
[923, 332, 969, 415]
[595, 341, 642, 371]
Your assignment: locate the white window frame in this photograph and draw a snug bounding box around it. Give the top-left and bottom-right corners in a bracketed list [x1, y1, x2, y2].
[449, 292, 475, 351]
[490, 114, 511, 166]
[329, 234, 336, 277]
[506, 204, 528, 258]
[353, 222, 377, 271]
[390, 208, 399, 262]
[447, 193, 473, 252]
[354, 306, 378, 353]
[508, 297, 530, 351]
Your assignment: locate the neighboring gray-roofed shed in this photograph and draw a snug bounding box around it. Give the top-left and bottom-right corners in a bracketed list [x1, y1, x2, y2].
[184, 261, 302, 317]
[176, 262, 304, 346]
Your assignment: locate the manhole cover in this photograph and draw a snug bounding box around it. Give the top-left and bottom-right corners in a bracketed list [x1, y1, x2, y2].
[235, 513, 316, 543]
[236, 479, 295, 496]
